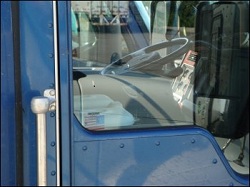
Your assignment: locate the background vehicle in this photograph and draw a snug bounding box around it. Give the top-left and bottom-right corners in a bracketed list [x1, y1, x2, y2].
[1, 1, 249, 186]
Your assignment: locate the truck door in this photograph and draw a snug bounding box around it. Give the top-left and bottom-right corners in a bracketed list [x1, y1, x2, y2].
[56, 1, 248, 186]
[4, 1, 247, 186]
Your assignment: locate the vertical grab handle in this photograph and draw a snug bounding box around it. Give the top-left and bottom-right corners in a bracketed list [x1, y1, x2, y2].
[31, 89, 56, 186]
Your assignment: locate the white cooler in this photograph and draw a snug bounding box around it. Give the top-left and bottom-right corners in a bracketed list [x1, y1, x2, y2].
[74, 94, 135, 130]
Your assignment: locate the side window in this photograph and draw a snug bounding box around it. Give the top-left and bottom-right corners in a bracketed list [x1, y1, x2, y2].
[71, 1, 195, 131]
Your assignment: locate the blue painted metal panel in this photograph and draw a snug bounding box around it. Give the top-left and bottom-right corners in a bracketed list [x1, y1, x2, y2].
[72, 124, 248, 186]
[18, 1, 56, 185]
[57, 1, 74, 185]
[1, 2, 17, 186]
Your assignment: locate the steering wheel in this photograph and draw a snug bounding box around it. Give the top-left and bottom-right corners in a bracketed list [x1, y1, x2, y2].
[101, 37, 191, 76]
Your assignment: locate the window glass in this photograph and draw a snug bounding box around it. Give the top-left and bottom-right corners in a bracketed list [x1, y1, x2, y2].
[71, 1, 249, 135]
[71, 1, 195, 130]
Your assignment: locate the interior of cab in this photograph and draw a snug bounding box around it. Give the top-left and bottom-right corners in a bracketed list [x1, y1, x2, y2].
[71, 1, 249, 175]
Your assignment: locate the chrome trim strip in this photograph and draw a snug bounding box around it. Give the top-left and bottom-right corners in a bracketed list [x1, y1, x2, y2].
[53, 1, 61, 186]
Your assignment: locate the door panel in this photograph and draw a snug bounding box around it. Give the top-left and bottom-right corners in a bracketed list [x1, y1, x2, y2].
[19, 1, 56, 185]
[72, 127, 242, 186]
[56, 1, 249, 186]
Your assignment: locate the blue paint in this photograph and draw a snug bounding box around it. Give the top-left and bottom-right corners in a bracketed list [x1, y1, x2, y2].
[1, 2, 17, 185]
[57, 2, 73, 185]
[72, 122, 248, 185]
[18, 1, 55, 185]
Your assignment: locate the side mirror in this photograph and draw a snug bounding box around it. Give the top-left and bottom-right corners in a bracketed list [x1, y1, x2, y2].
[194, 1, 249, 139]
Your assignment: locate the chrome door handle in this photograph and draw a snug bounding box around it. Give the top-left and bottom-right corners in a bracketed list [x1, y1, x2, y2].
[31, 89, 56, 186]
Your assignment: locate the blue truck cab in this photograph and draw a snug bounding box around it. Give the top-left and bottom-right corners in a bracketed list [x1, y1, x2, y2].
[1, 1, 249, 186]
